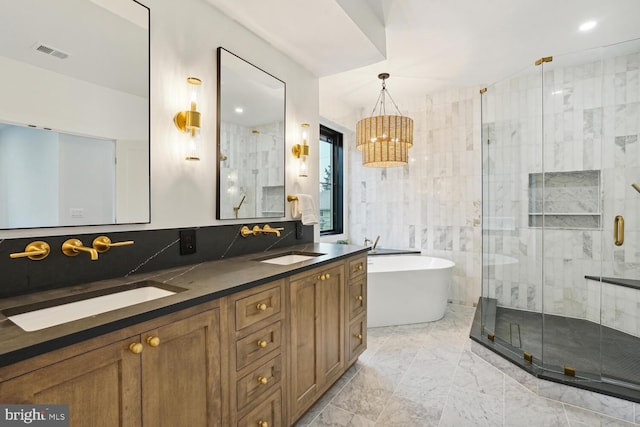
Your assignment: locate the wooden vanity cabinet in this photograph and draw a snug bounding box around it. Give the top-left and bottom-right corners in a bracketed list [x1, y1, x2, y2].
[0, 251, 368, 427]
[0, 300, 224, 427]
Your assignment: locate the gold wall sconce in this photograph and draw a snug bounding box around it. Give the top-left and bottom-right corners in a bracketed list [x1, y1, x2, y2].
[292, 123, 310, 177]
[173, 77, 202, 161]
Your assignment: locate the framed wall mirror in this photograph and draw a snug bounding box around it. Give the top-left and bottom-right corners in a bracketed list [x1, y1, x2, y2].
[0, 0, 150, 229]
[216, 47, 286, 220]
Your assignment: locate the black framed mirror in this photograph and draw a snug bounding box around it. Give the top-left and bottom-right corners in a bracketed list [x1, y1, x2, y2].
[0, 0, 150, 229]
[216, 47, 286, 220]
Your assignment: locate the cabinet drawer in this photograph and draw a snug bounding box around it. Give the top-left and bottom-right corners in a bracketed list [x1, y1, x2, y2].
[236, 321, 281, 371]
[348, 277, 366, 320]
[237, 355, 282, 411]
[234, 285, 281, 331]
[348, 317, 367, 363]
[237, 389, 282, 427]
[348, 256, 367, 280]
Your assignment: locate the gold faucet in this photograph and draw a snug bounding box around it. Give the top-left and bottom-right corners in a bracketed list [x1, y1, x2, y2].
[262, 224, 284, 237]
[92, 236, 135, 253]
[62, 239, 99, 260]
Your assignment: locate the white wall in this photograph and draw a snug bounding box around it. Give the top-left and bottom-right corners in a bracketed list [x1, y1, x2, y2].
[0, 0, 319, 239]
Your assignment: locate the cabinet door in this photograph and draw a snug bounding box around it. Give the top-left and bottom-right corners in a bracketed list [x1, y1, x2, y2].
[142, 308, 222, 427]
[0, 338, 141, 427]
[289, 273, 319, 412]
[289, 264, 345, 417]
[318, 264, 345, 385]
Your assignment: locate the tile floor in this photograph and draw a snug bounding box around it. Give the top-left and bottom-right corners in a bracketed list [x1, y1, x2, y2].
[294, 304, 638, 427]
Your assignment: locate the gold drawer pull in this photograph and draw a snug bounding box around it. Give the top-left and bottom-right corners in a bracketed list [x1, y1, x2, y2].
[355, 295, 363, 301]
[129, 343, 143, 354]
[355, 264, 363, 271]
[257, 339, 268, 348]
[317, 274, 325, 281]
[258, 421, 269, 427]
[146, 336, 160, 347]
[257, 376, 269, 385]
[355, 333, 363, 341]
[326, 273, 331, 279]
[256, 303, 267, 311]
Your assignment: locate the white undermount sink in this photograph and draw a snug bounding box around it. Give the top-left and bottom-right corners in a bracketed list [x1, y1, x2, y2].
[4, 281, 185, 332]
[256, 251, 324, 266]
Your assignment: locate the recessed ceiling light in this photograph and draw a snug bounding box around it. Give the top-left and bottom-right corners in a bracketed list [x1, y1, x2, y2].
[579, 21, 597, 32]
[235, 107, 243, 113]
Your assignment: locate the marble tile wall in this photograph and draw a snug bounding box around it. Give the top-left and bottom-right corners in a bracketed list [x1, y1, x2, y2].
[483, 44, 640, 333]
[347, 89, 483, 306]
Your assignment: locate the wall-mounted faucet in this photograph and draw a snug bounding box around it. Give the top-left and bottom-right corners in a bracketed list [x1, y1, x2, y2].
[240, 224, 284, 238]
[62, 239, 99, 260]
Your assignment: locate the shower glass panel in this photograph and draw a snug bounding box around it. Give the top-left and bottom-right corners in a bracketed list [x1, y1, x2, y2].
[481, 37, 640, 397]
[540, 48, 604, 379]
[481, 63, 544, 363]
[598, 38, 640, 389]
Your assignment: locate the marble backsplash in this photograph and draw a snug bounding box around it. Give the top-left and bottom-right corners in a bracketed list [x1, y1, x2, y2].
[0, 220, 313, 298]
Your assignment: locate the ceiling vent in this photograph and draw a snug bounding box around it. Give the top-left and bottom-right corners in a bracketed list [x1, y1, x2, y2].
[33, 43, 69, 59]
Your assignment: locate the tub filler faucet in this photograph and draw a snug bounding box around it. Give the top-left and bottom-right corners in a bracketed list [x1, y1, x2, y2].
[364, 235, 380, 253]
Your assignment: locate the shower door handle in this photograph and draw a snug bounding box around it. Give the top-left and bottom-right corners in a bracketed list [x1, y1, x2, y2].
[614, 215, 624, 246]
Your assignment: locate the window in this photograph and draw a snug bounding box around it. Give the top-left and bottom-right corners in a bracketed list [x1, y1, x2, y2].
[319, 125, 343, 235]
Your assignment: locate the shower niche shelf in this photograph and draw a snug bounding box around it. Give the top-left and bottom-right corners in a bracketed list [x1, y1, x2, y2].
[528, 170, 601, 229]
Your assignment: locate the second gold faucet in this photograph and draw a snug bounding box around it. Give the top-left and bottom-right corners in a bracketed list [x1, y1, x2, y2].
[240, 224, 284, 238]
[62, 236, 135, 260]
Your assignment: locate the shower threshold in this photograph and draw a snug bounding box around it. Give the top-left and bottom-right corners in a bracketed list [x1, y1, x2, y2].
[470, 298, 640, 403]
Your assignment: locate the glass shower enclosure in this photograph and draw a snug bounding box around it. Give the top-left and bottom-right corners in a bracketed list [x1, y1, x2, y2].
[481, 37, 640, 398]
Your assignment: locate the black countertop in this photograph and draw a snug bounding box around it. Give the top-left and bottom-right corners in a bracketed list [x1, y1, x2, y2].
[0, 242, 368, 368]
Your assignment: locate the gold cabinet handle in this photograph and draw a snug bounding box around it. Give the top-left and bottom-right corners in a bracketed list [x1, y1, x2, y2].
[258, 421, 269, 427]
[355, 333, 363, 341]
[257, 376, 269, 385]
[92, 236, 134, 253]
[326, 273, 331, 279]
[614, 215, 624, 246]
[9, 241, 50, 261]
[355, 295, 363, 301]
[256, 303, 267, 311]
[257, 339, 268, 348]
[355, 264, 363, 271]
[129, 343, 143, 354]
[146, 336, 160, 347]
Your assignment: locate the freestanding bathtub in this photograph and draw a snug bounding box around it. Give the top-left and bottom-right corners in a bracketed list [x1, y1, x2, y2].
[367, 255, 454, 328]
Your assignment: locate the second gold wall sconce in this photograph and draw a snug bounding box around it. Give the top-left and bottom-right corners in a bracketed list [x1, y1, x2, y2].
[174, 77, 202, 161]
[292, 123, 310, 177]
